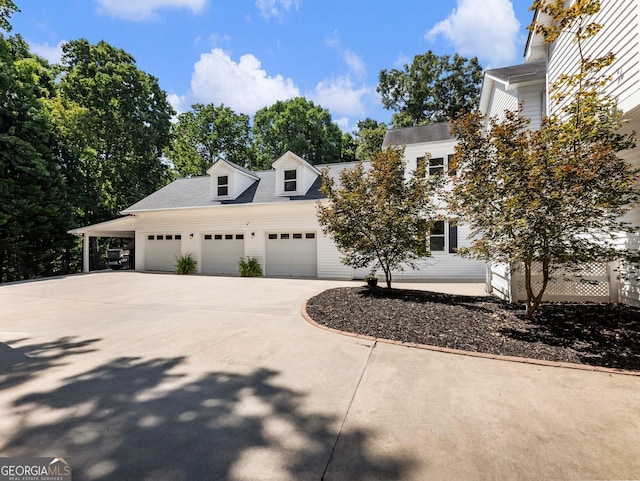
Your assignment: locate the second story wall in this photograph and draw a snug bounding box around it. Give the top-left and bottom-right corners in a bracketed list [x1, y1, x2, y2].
[545, 0, 640, 116]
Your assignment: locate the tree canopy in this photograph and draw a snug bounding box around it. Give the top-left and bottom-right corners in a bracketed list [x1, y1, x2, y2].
[0, 32, 72, 282]
[317, 147, 441, 288]
[252, 97, 344, 169]
[450, 0, 639, 317]
[52, 39, 175, 226]
[378, 51, 482, 128]
[354, 118, 386, 161]
[166, 103, 254, 177]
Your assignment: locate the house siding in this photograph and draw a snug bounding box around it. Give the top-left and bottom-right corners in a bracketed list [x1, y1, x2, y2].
[487, 84, 518, 122]
[129, 200, 485, 281]
[547, 0, 640, 115]
[518, 84, 545, 130]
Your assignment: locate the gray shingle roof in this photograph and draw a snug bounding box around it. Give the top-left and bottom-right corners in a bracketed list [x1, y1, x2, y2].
[122, 162, 357, 213]
[382, 122, 454, 148]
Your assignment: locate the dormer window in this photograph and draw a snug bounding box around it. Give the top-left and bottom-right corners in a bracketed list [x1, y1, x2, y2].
[217, 176, 229, 196]
[284, 170, 297, 192]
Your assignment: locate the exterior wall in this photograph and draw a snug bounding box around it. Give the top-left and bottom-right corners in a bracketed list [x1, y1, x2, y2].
[518, 84, 545, 130]
[403, 138, 457, 177]
[547, 0, 640, 116]
[130, 200, 485, 281]
[487, 84, 518, 122]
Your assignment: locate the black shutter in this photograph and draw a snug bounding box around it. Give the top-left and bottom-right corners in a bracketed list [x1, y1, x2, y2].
[448, 223, 458, 253]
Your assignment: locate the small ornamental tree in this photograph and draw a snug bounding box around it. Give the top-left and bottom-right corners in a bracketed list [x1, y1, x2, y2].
[450, 0, 639, 317]
[316, 146, 442, 288]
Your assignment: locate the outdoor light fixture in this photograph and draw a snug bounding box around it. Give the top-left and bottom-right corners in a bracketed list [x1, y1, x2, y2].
[189, 233, 194, 239]
[251, 232, 255, 239]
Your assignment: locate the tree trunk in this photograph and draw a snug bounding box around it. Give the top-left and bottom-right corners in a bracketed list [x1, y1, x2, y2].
[523, 258, 550, 318]
[383, 265, 392, 289]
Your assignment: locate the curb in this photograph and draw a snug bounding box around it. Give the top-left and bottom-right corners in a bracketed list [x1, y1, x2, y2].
[301, 300, 640, 378]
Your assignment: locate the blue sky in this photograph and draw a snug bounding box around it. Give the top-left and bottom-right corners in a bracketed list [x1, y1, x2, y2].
[10, 0, 534, 131]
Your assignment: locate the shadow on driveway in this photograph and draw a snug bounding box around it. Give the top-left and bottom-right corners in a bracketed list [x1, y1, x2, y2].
[2, 339, 414, 481]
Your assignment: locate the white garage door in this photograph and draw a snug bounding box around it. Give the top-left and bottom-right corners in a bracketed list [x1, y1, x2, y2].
[145, 234, 182, 271]
[266, 232, 317, 277]
[201, 233, 244, 275]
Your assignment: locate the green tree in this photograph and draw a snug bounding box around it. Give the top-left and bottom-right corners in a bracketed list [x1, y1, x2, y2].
[316, 147, 441, 288]
[0, 27, 73, 281]
[50, 39, 175, 268]
[378, 51, 482, 128]
[0, 0, 17, 32]
[450, 0, 639, 317]
[340, 132, 357, 163]
[252, 97, 343, 169]
[166, 103, 254, 177]
[354, 118, 386, 161]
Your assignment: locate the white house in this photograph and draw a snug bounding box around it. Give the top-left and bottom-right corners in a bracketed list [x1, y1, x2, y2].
[70, 129, 486, 281]
[479, 0, 640, 307]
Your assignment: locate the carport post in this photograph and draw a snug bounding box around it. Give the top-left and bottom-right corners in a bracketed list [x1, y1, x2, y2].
[83, 234, 90, 273]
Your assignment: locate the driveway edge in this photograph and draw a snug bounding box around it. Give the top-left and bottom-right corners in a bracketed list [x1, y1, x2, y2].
[301, 300, 640, 377]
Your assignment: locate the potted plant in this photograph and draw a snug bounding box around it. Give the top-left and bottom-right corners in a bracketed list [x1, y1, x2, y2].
[364, 274, 378, 288]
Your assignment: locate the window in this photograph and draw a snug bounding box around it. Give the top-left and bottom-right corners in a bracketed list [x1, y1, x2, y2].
[284, 169, 297, 192]
[214, 234, 223, 240]
[217, 175, 229, 196]
[430, 221, 445, 251]
[175, 235, 182, 240]
[305, 233, 316, 239]
[429, 157, 444, 175]
[225, 234, 233, 240]
[157, 235, 164, 240]
[429, 221, 458, 253]
[204, 234, 212, 240]
[236, 234, 244, 240]
[166, 235, 173, 240]
[148, 235, 154, 240]
[268, 234, 277, 240]
[293, 233, 302, 239]
[280, 233, 290, 239]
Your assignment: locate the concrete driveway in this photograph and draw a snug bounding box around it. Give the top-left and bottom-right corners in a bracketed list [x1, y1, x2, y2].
[0, 272, 638, 481]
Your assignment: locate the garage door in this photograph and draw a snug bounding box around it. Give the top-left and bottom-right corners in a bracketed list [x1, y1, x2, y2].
[266, 232, 317, 277]
[201, 233, 244, 275]
[145, 234, 182, 271]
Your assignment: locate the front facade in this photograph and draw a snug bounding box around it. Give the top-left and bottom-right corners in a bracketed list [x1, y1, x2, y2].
[71, 144, 486, 282]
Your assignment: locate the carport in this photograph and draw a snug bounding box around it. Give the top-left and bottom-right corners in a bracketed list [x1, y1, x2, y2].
[68, 216, 136, 272]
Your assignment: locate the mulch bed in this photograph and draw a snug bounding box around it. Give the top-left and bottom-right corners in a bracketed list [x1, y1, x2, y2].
[305, 286, 640, 371]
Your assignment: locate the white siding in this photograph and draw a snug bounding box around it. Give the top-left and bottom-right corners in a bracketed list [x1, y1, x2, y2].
[518, 84, 545, 130]
[128, 201, 485, 281]
[303, 166, 319, 193]
[547, 0, 640, 116]
[487, 84, 518, 122]
[403, 138, 457, 178]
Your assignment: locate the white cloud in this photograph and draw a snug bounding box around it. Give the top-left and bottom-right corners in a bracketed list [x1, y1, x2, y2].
[175, 48, 300, 115]
[308, 76, 373, 118]
[343, 50, 366, 78]
[255, 0, 301, 20]
[325, 31, 366, 78]
[95, 0, 207, 21]
[426, 0, 520, 67]
[29, 40, 65, 64]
